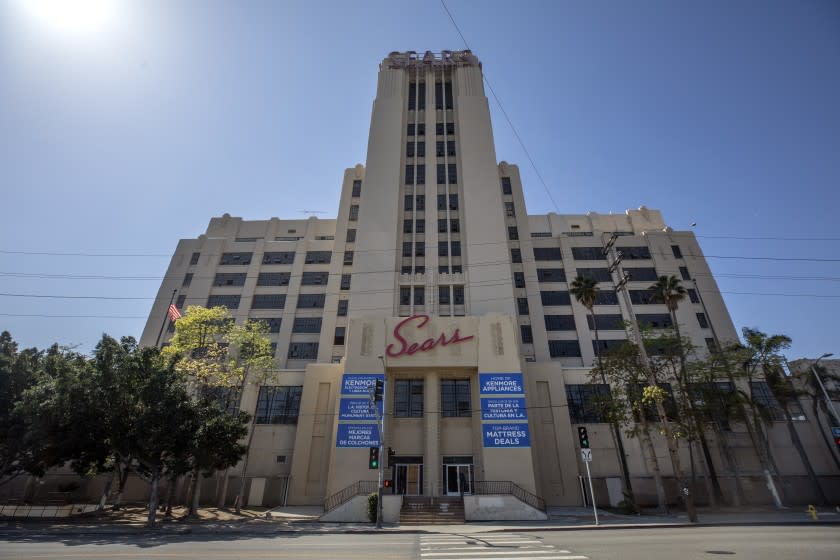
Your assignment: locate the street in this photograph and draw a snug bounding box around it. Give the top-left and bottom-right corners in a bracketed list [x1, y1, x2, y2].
[0, 525, 838, 559]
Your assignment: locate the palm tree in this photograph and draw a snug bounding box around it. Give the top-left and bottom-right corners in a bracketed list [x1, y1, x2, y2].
[797, 363, 840, 471]
[570, 275, 635, 508]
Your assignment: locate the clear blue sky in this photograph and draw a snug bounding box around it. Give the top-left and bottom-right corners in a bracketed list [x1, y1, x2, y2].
[1, 0, 838, 360]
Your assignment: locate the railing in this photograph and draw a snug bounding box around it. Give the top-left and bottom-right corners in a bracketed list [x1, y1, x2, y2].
[472, 481, 546, 512]
[323, 480, 378, 513]
[0, 503, 100, 519]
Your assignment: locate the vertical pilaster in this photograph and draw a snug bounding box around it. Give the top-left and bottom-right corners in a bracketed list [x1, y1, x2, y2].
[424, 370, 440, 496]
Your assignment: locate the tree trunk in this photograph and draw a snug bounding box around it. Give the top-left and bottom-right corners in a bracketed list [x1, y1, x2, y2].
[591, 308, 635, 506]
[187, 467, 201, 517]
[97, 470, 117, 512]
[638, 417, 668, 512]
[113, 461, 131, 510]
[782, 403, 828, 505]
[164, 477, 176, 516]
[146, 465, 159, 528]
[712, 420, 744, 507]
[217, 469, 230, 508]
[234, 423, 255, 514]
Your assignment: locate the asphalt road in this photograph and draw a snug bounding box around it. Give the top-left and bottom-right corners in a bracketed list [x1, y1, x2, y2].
[0, 525, 837, 559]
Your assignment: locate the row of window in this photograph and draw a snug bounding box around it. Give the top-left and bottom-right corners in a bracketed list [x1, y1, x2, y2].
[404, 164, 459, 185]
[403, 193, 460, 211]
[403, 219, 461, 233]
[206, 271, 353, 290]
[393, 379, 470, 417]
[406, 122, 455, 136]
[402, 241, 462, 257]
[406, 141, 456, 158]
[397, 285, 465, 306]
[206, 293, 324, 310]
[401, 265, 464, 275]
[216, 251, 352, 266]
[407, 81, 453, 111]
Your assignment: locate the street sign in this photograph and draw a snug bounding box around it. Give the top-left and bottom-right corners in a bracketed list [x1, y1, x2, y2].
[580, 448, 593, 462]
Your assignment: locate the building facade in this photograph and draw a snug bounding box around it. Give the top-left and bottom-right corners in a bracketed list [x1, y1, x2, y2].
[137, 50, 839, 517]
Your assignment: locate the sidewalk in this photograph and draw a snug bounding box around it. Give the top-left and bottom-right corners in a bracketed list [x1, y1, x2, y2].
[1, 505, 838, 537]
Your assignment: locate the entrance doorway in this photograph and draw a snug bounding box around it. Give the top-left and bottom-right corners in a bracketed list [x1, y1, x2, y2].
[394, 463, 423, 496]
[443, 463, 473, 496]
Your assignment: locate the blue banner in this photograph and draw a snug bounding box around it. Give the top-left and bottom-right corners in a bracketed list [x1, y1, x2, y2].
[480, 397, 527, 421]
[482, 423, 531, 448]
[341, 373, 384, 395]
[479, 373, 524, 395]
[336, 423, 380, 448]
[339, 398, 383, 421]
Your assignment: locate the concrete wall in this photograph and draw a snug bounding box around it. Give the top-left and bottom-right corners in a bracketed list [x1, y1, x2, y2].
[464, 495, 547, 521]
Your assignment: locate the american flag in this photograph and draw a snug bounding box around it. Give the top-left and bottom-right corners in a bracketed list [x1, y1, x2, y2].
[167, 304, 182, 322]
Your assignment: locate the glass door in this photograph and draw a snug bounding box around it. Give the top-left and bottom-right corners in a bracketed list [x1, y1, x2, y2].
[444, 464, 473, 496]
[395, 464, 423, 495]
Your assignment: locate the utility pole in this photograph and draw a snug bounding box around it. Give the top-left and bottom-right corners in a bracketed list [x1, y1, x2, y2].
[372, 359, 386, 529]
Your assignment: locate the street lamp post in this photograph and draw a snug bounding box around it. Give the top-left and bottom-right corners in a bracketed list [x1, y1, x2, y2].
[809, 353, 839, 426]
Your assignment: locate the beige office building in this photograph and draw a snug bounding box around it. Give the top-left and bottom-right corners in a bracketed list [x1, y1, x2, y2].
[138, 50, 839, 520]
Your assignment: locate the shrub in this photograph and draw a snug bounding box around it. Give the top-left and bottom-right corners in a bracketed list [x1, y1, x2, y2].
[367, 492, 378, 523]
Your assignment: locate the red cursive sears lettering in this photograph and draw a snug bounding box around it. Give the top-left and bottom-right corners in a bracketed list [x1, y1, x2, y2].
[386, 315, 475, 358]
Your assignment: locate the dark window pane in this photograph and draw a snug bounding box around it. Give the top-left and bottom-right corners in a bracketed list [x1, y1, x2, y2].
[287, 342, 319, 360]
[511, 248, 522, 263]
[304, 251, 331, 264]
[534, 247, 563, 261]
[213, 273, 246, 287]
[394, 379, 424, 418]
[501, 177, 512, 195]
[220, 252, 253, 265]
[625, 267, 658, 282]
[337, 300, 348, 316]
[520, 325, 533, 344]
[292, 317, 322, 333]
[441, 379, 471, 417]
[671, 245, 682, 259]
[263, 252, 295, 265]
[517, 297, 530, 315]
[587, 314, 625, 330]
[571, 247, 604, 260]
[617, 246, 651, 260]
[514, 272, 525, 288]
[549, 340, 582, 357]
[251, 294, 286, 309]
[296, 294, 326, 308]
[301, 272, 329, 285]
[258, 272, 291, 286]
[255, 386, 302, 424]
[190, 252, 200, 265]
[565, 384, 610, 423]
[541, 291, 571, 306]
[207, 294, 241, 309]
[577, 268, 611, 282]
[636, 313, 673, 328]
[351, 180, 362, 197]
[679, 266, 691, 280]
[544, 315, 576, 330]
[537, 268, 567, 282]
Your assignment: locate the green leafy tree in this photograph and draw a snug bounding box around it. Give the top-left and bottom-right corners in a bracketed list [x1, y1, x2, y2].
[570, 275, 635, 507]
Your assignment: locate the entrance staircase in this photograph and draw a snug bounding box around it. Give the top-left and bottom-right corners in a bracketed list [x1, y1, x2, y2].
[399, 496, 465, 525]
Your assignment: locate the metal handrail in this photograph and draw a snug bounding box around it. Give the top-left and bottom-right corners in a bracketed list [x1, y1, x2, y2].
[323, 480, 378, 512]
[472, 480, 546, 512]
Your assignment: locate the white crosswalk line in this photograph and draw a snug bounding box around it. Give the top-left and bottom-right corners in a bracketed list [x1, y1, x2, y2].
[418, 533, 588, 560]
[421, 546, 556, 551]
[420, 551, 573, 557]
[421, 556, 587, 560]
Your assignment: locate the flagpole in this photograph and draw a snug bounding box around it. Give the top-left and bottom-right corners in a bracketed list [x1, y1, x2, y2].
[155, 289, 178, 348]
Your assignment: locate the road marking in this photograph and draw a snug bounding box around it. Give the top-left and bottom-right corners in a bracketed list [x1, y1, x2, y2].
[421, 546, 556, 552]
[420, 552, 576, 557]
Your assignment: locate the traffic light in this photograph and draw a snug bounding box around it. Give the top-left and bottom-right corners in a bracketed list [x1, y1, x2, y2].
[578, 426, 590, 449]
[368, 446, 380, 469]
[388, 446, 396, 466]
[374, 379, 384, 402]
[383, 479, 392, 489]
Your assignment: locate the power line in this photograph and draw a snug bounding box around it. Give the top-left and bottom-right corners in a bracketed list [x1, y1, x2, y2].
[0, 313, 147, 319]
[696, 234, 840, 242]
[0, 250, 170, 257]
[705, 255, 840, 263]
[439, 0, 562, 214]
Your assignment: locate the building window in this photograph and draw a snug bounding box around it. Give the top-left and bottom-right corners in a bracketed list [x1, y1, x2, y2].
[405, 165, 414, 184]
[549, 340, 582, 358]
[402, 242, 412, 257]
[414, 286, 425, 306]
[444, 81, 453, 109]
[213, 273, 247, 287]
[416, 164, 425, 184]
[452, 265, 462, 273]
[437, 194, 446, 210]
[190, 252, 200, 265]
[541, 291, 571, 306]
[343, 251, 354, 265]
[258, 272, 290, 286]
[705, 338, 717, 353]
[520, 325, 533, 344]
[517, 297, 529, 315]
[202, 385, 242, 416]
[511, 248, 522, 263]
[301, 271, 329, 285]
[417, 141, 425, 158]
[207, 294, 241, 309]
[339, 273, 351, 290]
[255, 386, 302, 424]
[418, 82, 426, 110]
[436, 122, 444, 136]
[514, 272, 525, 288]
[617, 246, 651, 260]
[571, 247, 604, 260]
[415, 242, 425, 257]
[337, 299, 348, 316]
[434, 81, 443, 110]
[448, 164, 457, 184]
[446, 122, 454, 135]
[220, 252, 253, 265]
[439, 286, 450, 305]
[297, 294, 325, 308]
[629, 289, 657, 305]
[251, 294, 286, 309]
[436, 140, 445, 157]
[453, 285, 464, 305]
[449, 194, 458, 210]
[416, 194, 425, 210]
[416, 220, 425, 233]
[508, 226, 519, 241]
[408, 123, 416, 136]
[183, 273, 193, 287]
[406, 142, 415, 157]
[534, 247, 563, 261]
[505, 201, 516, 217]
[352, 180, 362, 197]
[394, 379, 424, 418]
[417, 123, 425, 136]
[439, 266, 449, 274]
[687, 288, 700, 303]
[441, 379, 471, 417]
[451, 241, 461, 256]
[593, 339, 627, 356]
[349, 205, 359, 221]
[333, 327, 346, 346]
[450, 219, 459, 232]
[750, 381, 788, 422]
[404, 220, 413, 233]
[263, 252, 295, 265]
[404, 195, 413, 211]
[254, 317, 282, 333]
[594, 290, 619, 305]
[287, 342, 319, 360]
[577, 268, 611, 282]
[399, 286, 411, 306]
[636, 313, 673, 329]
[501, 177, 512, 194]
[292, 317, 322, 333]
[438, 218, 448, 233]
[447, 140, 456, 156]
[672, 245, 683, 259]
[566, 384, 611, 423]
[586, 314, 625, 330]
[679, 266, 691, 281]
[408, 82, 416, 110]
[304, 251, 331, 264]
[625, 267, 658, 282]
[536, 268, 566, 282]
[346, 229, 356, 243]
[176, 294, 186, 309]
[696, 313, 709, 329]
[437, 164, 446, 184]
[544, 314, 576, 330]
[438, 241, 449, 256]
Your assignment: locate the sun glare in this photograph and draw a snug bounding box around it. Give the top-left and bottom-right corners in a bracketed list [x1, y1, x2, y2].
[20, 0, 116, 35]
